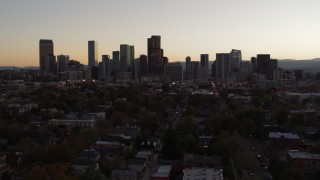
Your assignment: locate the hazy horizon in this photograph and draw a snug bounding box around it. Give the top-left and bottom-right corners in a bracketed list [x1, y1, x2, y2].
[1, 0, 320, 66]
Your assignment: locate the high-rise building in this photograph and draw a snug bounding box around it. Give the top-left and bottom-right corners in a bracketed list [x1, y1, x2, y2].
[88, 41, 98, 67]
[46, 55, 57, 74]
[255, 54, 278, 80]
[130, 46, 136, 78]
[215, 53, 230, 82]
[39, 39, 54, 74]
[229, 49, 242, 81]
[164, 63, 183, 82]
[211, 61, 216, 78]
[139, 54, 148, 77]
[120, 44, 131, 72]
[111, 51, 120, 75]
[102, 55, 111, 79]
[163, 57, 169, 65]
[200, 54, 209, 69]
[239, 61, 252, 82]
[148, 35, 163, 75]
[185, 56, 191, 77]
[191, 61, 200, 79]
[256, 54, 270, 75]
[57, 55, 69, 72]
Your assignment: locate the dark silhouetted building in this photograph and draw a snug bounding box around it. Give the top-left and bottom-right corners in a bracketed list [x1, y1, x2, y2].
[200, 54, 209, 69]
[191, 61, 200, 79]
[39, 39, 54, 74]
[185, 56, 191, 76]
[88, 41, 98, 67]
[164, 63, 183, 82]
[255, 54, 278, 80]
[102, 55, 111, 79]
[294, 69, 303, 81]
[215, 53, 230, 82]
[120, 44, 131, 72]
[148, 35, 163, 75]
[130, 46, 137, 78]
[229, 49, 242, 81]
[46, 55, 57, 74]
[57, 55, 69, 72]
[111, 51, 120, 75]
[139, 55, 148, 77]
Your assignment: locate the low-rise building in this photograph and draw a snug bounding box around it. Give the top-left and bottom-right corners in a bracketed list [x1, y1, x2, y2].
[268, 132, 301, 150]
[74, 148, 100, 175]
[152, 165, 171, 180]
[94, 140, 127, 157]
[111, 169, 137, 180]
[49, 119, 96, 127]
[183, 154, 222, 169]
[183, 168, 223, 180]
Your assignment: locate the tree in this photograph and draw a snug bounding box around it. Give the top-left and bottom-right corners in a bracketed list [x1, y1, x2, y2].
[275, 108, 289, 125]
[176, 116, 198, 137]
[161, 129, 183, 160]
[183, 134, 196, 153]
[238, 119, 257, 137]
[289, 114, 305, 128]
[45, 144, 76, 163]
[280, 167, 305, 180]
[23, 163, 76, 180]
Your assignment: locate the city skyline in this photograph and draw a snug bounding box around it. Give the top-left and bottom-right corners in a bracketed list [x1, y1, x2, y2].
[1, 0, 320, 66]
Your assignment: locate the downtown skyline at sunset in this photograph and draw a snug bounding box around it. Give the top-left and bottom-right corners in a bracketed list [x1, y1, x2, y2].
[1, 0, 320, 66]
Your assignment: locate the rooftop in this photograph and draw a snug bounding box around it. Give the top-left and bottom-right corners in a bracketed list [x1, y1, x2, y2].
[288, 150, 320, 160]
[183, 168, 223, 180]
[268, 132, 300, 140]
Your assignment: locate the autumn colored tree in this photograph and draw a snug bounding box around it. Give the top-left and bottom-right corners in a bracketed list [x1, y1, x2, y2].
[23, 163, 76, 180]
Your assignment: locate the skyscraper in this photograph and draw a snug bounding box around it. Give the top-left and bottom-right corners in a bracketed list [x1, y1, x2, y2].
[185, 56, 191, 77]
[46, 55, 57, 74]
[200, 54, 209, 69]
[57, 55, 69, 72]
[215, 53, 230, 82]
[148, 35, 163, 75]
[252, 54, 278, 81]
[39, 39, 54, 73]
[120, 44, 131, 72]
[130, 46, 136, 78]
[191, 61, 200, 79]
[111, 51, 120, 75]
[102, 55, 111, 79]
[164, 63, 183, 82]
[88, 41, 98, 67]
[229, 49, 242, 81]
[139, 55, 148, 77]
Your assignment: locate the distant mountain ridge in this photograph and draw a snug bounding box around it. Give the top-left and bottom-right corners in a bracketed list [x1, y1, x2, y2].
[0, 66, 39, 70]
[278, 58, 320, 71]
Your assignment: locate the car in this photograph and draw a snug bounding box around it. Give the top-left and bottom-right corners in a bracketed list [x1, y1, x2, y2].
[263, 166, 269, 171]
[256, 154, 262, 158]
[249, 170, 255, 176]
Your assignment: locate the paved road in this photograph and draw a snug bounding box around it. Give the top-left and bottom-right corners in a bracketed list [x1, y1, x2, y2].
[235, 135, 270, 180]
[141, 153, 158, 180]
